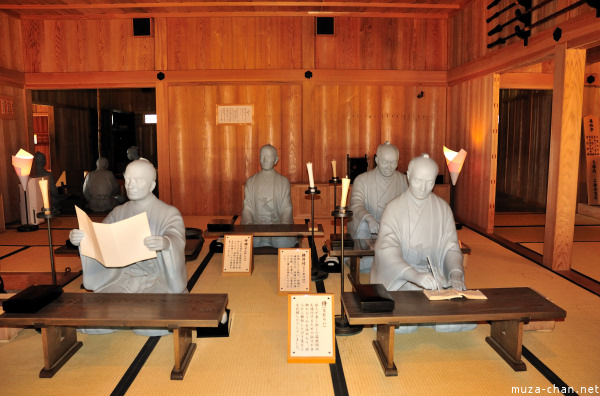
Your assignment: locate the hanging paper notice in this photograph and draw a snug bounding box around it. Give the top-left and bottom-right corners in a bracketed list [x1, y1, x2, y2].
[278, 248, 311, 295]
[287, 294, 335, 364]
[222, 235, 253, 275]
[216, 105, 253, 124]
[583, 115, 600, 205]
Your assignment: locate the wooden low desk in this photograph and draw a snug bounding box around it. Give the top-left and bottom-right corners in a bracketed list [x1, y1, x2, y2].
[341, 287, 566, 376]
[204, 224, 324, 238]
[327, 239, 471, 283]
[0, 292, 228, 380]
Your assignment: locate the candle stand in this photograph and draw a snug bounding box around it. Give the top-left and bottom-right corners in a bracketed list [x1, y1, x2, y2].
[37, 208, 57, 286]
[332, 206, 362, 335]
[329, 177, 352, 249]
[306, 186, 327, 281]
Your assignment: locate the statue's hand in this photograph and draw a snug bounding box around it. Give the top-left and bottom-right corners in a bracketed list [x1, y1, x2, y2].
[366, 215, 379, 234]
[69, 229, 85, 246]
[144, 236, 170, 251]
[449, 271, 466, 290]
[415, 273, 438, 290]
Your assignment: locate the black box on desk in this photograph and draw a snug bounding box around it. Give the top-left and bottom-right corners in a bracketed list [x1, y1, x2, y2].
[354, 283, 395, 313]
[2, 285, 63, 313]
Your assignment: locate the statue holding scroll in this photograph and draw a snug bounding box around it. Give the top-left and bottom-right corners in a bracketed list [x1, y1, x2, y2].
[370, 154, 475, 333]
[241, 144, 297, 248]
[69, 159, 188, 336]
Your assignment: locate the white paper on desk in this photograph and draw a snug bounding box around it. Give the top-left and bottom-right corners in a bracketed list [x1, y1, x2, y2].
[75, 206, 156, 268]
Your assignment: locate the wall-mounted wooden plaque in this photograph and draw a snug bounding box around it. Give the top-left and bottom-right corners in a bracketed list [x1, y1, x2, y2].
[583, 115, 600, 205]
[222, 235, 253, 276]
[0, 95, 15, 119]
[287, 294, 335, 364]
[216, 104, 253, 125]
[278, 248, 311, 295]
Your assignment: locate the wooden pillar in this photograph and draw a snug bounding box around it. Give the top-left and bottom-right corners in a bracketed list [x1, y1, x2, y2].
[543, 44, 585, 271]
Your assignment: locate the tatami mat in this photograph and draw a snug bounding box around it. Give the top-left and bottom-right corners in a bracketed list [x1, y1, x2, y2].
[494, 225, 600, 243]
[0, 246, 81, 273]
[522, 242, 600, 282]
[1, 219, 599, 395]
[494, 213, 600, 227]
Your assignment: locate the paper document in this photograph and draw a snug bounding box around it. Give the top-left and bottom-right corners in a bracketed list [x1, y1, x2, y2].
[75, 206, 156, 268]
[423, 289, 487, 301]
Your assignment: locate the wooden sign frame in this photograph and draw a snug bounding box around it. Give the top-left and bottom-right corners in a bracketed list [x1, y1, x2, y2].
[287, 294, 335, 364]
[278, 248, 311, 295]
[216, 104, 254, 125]
[222, 235, 253, 276]
[583, 115, 600, 205]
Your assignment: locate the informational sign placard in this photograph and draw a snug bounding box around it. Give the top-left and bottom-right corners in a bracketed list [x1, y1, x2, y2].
[216, 105, 253, 125]
[287, 294, 335, 364]
[583, 115, 600, 205]
[278, 248, 311, 295]
[222, 235, 253, 276]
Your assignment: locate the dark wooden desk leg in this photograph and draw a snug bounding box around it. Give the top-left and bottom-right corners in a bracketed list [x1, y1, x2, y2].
[39, 326, 83, 378]
[372, 324, 398, 376]
[171, 327, 196, 380]
[485, 320, 527, 371]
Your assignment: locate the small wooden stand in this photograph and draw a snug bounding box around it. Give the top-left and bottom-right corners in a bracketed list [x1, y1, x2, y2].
[222, 235, 253, 276]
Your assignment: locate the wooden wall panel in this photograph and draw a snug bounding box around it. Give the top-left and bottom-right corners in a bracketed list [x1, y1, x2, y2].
[166, 17, 303, 70]
[1, 86, 31, 224]
[447, 75, 497, 232]
[23, 19, 155, 73]
[311, 84, 447, 184]
[165, 82, 447, 215]
[167, 83, 303, 215]
[0, 13, 23, 72]
[316, 18, 447, 70]
[496, 89, 552, 208]
[52, 107, 94, 175]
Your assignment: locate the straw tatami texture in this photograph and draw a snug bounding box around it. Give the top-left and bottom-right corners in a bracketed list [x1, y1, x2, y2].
[0, 217, 599, 395]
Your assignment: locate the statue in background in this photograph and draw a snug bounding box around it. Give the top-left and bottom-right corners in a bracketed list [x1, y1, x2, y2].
[127, 146, 141, 161]
[370, 154, 475, 333]
[32, 151, 60, 212]
[70, 159, 188, 336]
[83, 157, 121, 212]
[241, 144, 297, 248]
[347, 142, 408, 272]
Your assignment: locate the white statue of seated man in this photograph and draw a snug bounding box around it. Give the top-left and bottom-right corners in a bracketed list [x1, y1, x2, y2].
[83, 157, 121, 212]
[347, 142, 408, 272]
[370, 154, 475, 333]
[241, 144, 297, 248]
[70, 159, 189, 336]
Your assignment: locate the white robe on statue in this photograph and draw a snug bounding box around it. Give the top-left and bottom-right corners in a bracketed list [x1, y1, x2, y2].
[370, 191, 463, 290]
[83, 169, 120, 212]
[241, 169, 296, 248]
[370, 191, 474, 333]
[347, 169, 408, 272]
[348, 169, 408, 239]
[79, 196, 187, 336]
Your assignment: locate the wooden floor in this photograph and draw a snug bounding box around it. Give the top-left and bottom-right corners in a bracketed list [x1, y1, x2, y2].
[1, 214, 599, 395]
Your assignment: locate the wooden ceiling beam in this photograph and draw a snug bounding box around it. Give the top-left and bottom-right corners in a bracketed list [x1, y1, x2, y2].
[0, 2, 461, 11]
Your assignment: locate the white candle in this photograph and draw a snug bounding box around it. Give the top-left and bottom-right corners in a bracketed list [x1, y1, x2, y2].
[306, 162, 315, 188]
[39, 178, 50, 214]
[340, 177, 350, 207]
[331, 159, 337, 178]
